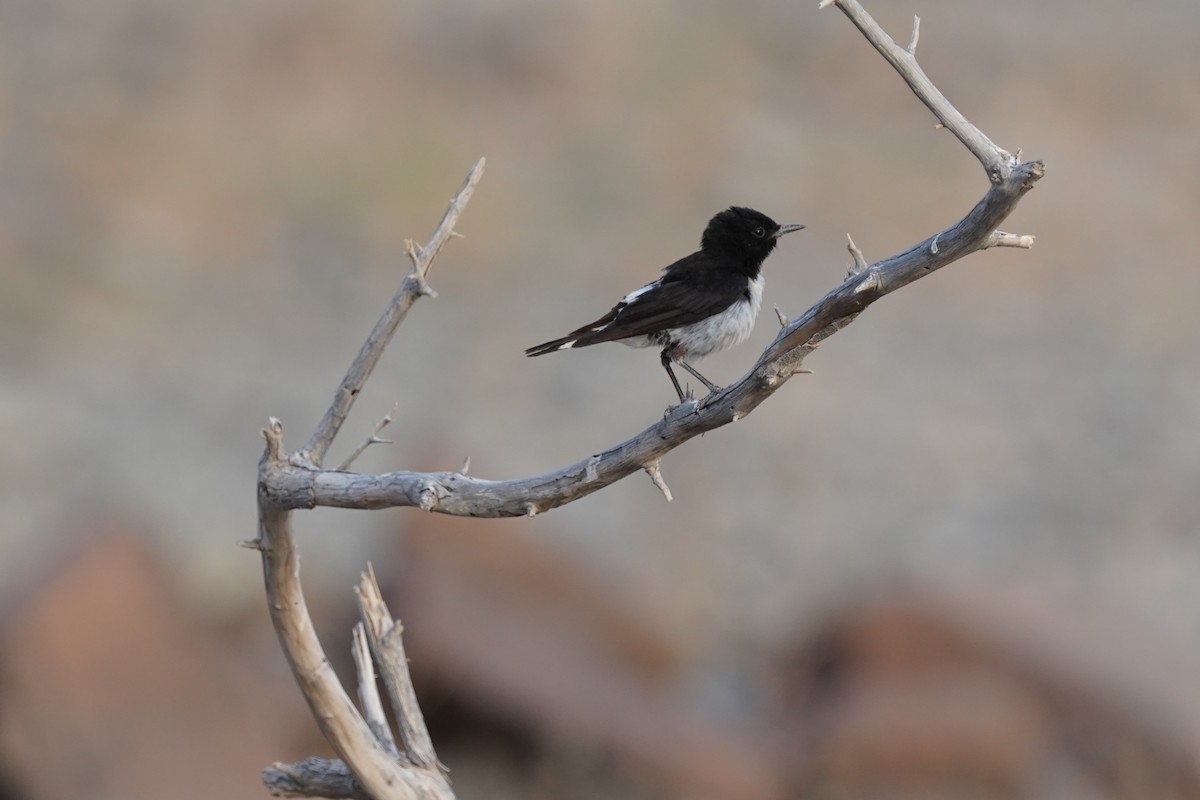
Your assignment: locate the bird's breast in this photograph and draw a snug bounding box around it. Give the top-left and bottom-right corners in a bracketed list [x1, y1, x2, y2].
[670, 274, 763, 359]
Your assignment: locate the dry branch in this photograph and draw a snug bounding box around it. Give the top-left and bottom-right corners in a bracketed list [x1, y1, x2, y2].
[352, 622, 399, 757]
[299, 158, 485, 469]
[256, 164, 481, 798]
[355, 567, 441, 772]
[263, 757, 369, 800]
[337, 402, 400, 472]
[258, 422, 453, 799]
[259, 1, 1041, 521]
[256, 1, 1044, 796]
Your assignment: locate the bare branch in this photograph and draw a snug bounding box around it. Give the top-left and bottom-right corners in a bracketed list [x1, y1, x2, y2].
[355, 566, 441, 772]
[352, 622, 400, 757]
[259, 4, 1042, 518]
[822, 0, 1010, 174]
[300, 158, 485, 468]
[257, 5, 1046, 792]
[258, 417, 453, 796]
[263, 757, 368, 800]
[337, 402, 401, 472]
[258, 419, 454, 798]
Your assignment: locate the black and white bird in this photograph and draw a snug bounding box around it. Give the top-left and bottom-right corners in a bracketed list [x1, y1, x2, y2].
[526, 206, 804, 403]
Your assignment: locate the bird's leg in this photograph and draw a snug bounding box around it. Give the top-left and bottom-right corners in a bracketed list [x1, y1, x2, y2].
[677, 361, 722, 395]
[659, 348, 689, 403]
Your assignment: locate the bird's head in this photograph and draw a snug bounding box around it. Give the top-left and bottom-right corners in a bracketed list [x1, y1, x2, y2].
[700, 206, 805, 267]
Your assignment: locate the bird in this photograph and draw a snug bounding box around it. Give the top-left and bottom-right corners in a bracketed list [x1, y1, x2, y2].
[526, 206, 804, 403]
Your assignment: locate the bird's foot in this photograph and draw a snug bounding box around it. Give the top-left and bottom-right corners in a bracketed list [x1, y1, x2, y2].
[665, 384, 705, 416]
[664, 396, 701, 417]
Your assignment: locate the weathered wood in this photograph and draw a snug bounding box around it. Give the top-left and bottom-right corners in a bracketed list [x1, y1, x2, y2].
[257, 2, 1045, 796]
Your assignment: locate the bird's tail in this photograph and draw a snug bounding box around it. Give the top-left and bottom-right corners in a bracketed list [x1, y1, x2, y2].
[524, 335, 579, 357]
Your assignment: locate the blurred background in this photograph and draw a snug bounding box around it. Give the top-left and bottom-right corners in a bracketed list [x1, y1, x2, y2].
[2, 0, 1199, 797]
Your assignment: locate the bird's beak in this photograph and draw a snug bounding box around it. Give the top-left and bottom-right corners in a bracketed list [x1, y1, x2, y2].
[774, 223, 806, 238]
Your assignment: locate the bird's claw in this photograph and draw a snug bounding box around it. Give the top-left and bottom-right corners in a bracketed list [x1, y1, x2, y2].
[665, 396, 701, 417]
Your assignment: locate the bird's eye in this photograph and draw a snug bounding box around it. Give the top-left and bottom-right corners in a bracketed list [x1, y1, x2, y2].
[753, 226, 766, 238]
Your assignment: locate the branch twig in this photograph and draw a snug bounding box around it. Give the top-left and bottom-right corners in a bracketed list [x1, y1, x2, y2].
[822, 0, 1009, 175]
[644, 459, 673, 503]
[355, 565, 441, 772]
[337, 402, 401, 472]
[906, 15, 920, 55]
[300, 158, 485, 468]
[352, 622, 399, 757]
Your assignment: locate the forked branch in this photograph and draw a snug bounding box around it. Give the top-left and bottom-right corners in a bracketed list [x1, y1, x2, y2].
[260, 0, 1044, 515]
[300, 158, 485, 468]
[257, 1, 1044, 796]
[256, 164, 479, 798]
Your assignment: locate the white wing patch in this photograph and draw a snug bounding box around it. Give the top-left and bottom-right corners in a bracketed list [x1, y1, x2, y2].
[620, 280, 660, 306]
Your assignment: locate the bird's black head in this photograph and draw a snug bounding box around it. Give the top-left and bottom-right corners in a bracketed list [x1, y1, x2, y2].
[700, 206, 804, 272]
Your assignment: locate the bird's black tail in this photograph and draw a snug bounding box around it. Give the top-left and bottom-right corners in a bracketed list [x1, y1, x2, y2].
[527, 310, 622, 356]
[525, 335, 578, 357]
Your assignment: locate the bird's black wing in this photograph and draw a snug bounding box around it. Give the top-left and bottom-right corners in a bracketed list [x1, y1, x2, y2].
[585, 274, 741, 342]
[525, 251, 744, 356]
[551, 256, 741, 349]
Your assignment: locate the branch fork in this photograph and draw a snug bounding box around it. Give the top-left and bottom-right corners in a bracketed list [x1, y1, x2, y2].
[256, 2, 1045, 796]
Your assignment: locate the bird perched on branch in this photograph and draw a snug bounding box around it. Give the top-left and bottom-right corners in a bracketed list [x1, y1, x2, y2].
[526, 206, 804, 403]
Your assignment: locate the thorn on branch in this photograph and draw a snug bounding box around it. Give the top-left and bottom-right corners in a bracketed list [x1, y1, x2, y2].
[523, 503, 539, 518]
[851, 270, 882, 295]
[644, 460, 673, 503]
[410, 273, 438, 298]
[239, 539, 264, 551]
[774, 306, 789, 328]
[404, 239, 438, 297]
[983, 230, 1037, 250]
[930, 234, 941, 255]
[403, 238, 423, 266]
[846, 233, 868, 276]
[907, 15, 921, 54]
[459, 456, 471, 475]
